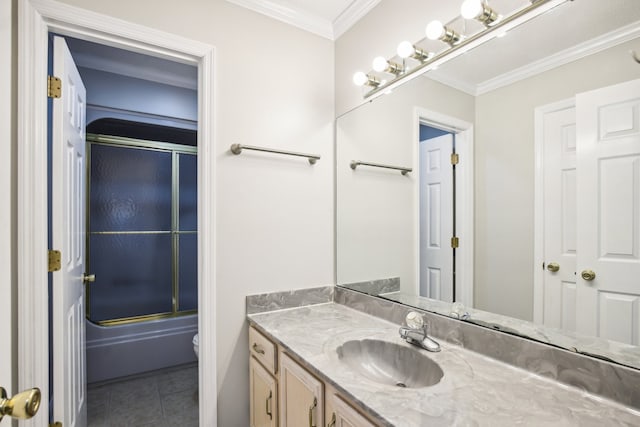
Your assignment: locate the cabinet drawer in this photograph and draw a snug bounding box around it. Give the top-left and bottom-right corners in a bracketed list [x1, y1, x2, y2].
[249, 326, 277, 374]
[327, 392, 377, 427]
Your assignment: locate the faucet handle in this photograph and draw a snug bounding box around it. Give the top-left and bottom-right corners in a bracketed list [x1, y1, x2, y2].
[405, 311, 425, 329]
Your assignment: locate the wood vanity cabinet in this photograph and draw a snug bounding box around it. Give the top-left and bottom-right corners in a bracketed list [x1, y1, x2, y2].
[279, 352, 324, 426]
[249, 327, 278, 427]
[249, 325, 379, 427]
[250, 357, 278, 427]
[325, 385, 377, 427]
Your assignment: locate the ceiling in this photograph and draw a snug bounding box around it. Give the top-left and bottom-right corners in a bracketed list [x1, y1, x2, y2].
[224, 0, 380, 40]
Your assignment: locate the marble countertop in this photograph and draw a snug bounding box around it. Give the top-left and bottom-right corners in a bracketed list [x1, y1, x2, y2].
[248, 303, 640, 427]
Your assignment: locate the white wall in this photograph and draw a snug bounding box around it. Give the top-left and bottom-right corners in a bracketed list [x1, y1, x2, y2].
[0, 0, 17, 415]
[9, 1, 334, 425]
[474, 39, 640, 320]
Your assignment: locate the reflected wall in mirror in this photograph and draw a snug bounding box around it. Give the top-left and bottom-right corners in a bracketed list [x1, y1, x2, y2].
[335, 0, 640, 370]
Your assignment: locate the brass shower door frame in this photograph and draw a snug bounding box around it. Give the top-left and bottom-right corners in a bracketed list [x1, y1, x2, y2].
[85, 133, 198, 326]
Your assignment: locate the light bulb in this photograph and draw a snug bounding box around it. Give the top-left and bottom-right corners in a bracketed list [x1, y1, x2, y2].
[352, 71, 368, 87]
[372, 56, 388, 72]
[461, 0, 483, 19]
[397, 41, 414, 59]
[426, 21, 445, 40]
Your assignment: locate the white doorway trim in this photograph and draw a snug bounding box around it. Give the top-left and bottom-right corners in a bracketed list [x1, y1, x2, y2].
[17, 1, 217, 425]
[0, 0, 15, 400]
[533, 98, 574, 324]
[412, 107, 474, 307]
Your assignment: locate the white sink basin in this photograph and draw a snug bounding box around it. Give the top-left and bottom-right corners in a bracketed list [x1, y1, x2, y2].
[336, 339, 444, 388]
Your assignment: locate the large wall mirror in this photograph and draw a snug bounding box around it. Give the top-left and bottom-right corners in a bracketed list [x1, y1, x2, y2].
[336, 0, 640, 370]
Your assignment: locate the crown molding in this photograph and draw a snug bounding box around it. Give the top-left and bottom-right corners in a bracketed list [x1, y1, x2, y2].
[225, 0, 334, 39]
[333, 0, 381, 40]
[426, 69, 477, 96]
[225, 0, 379, 40]
[476, 20, 640, 95]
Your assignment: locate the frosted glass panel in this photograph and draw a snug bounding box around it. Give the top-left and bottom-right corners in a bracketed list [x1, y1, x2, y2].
[89, 233, 173, 321]
[179, 153, 197, 231]
[90, 144, 172, 231]
[178, 234, 198, 311]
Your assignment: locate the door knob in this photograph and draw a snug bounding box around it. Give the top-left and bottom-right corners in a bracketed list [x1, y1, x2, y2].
[0, 386, 41, 421]
[581, 270, 596, 281]
[547, 262, 560, 272]
[83, 273, 96, 283]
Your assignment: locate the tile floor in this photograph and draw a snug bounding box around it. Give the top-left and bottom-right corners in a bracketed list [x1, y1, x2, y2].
[87, 363, 199, 427]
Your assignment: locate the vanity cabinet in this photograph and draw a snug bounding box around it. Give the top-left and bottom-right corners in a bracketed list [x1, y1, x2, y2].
[249, 325, 379, 427]
[249, 326, 278, 427]
[279, 352, 324, 427]
[250, 357, 278, 427]
[325, 386, 376, 427]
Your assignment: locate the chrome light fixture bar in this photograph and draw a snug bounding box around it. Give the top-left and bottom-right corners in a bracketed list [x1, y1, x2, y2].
[397, 41, 433, 62]
[461, 0, 501, 26]
[426, 20, 463, 46]
[372, 56, 405, 75]
[361, 0, 569, 99]
[353, 72, 381, 87]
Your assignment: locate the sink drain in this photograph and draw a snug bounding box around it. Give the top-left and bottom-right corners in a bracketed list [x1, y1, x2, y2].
[395, 382, 407, 388]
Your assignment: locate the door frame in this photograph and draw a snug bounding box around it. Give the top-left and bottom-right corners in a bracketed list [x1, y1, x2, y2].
[1, 0, 15, 400]
[413, 107, 474, 307]
[17, 0, 217, 425]
[533, 98, 575, 324]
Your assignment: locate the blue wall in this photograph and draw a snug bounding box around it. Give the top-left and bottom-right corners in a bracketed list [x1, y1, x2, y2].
[79, 67, 198, 130]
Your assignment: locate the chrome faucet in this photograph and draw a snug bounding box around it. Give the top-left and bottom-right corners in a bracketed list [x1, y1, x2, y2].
[399, 312, 441, 352]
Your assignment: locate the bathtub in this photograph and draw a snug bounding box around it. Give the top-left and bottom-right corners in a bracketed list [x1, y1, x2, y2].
[86, 314, 198, 383]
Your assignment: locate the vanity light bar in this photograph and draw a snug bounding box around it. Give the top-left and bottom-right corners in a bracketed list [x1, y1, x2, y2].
[357, 0, 569, 100]
[461, 0, 501, 27]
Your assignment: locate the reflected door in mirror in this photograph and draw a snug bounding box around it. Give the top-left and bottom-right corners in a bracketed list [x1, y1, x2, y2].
[576, 78, 640, 346]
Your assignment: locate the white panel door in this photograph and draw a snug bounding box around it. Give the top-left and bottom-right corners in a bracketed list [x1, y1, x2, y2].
[52, 36, 87, 427]
[419, 134, 454, 302]
[576, 78, 640, 345]
[542, 105, 578, 331]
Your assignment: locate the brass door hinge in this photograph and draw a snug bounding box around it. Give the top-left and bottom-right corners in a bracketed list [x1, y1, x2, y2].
[50, 422, 62, 427]
[451, 237, 459, 248]
[47, 75, 61, 98]
[450, 153, 459, 165]
[48, 249, 61, 272]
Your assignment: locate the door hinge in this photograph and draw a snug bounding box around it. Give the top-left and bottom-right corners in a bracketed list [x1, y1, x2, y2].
[50, 422, 62, 427]
[48, 249, 61, 272]
[47, 75, 61, 98]
[450, 153, 459, 165]
[451, 237, 459, 248]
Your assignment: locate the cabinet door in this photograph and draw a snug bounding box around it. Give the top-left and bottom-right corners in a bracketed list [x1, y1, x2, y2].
[250, 357, 277, 427]
[326, 392, 376, 427]
[279, 352, 324, 427]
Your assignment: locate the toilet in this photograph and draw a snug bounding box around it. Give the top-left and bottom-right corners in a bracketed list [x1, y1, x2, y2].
[192, 334, 199, 359]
